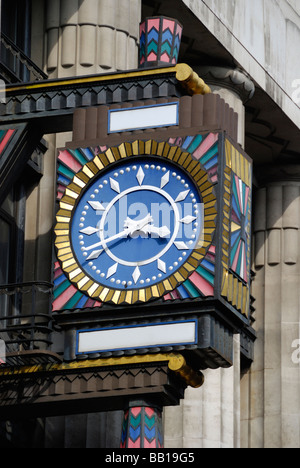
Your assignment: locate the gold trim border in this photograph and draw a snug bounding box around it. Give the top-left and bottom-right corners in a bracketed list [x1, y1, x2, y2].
[0, 354, 204, 389]
[221, 268, 250, 317]
[6, 63, 211, 96]
[221, 139, 252, 317]
[54, 139, 217, 306]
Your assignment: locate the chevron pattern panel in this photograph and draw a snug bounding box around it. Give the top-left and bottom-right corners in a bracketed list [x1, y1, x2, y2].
[139, 16, 183, 67]
[54, 146, 108, 311]
[220, 140, 252, 318]
[53, 261, 102, 311]
[230, 174, 251, 283]
[121, 407, 164, 448]
[0, 129, 15, 156]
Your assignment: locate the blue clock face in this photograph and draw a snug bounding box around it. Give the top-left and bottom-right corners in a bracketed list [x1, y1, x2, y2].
[71, 158, 203, 291]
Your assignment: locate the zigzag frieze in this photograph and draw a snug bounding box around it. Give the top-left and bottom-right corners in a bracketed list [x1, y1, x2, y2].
[0, 366, 170, 406]
[0, 73, 180, 129]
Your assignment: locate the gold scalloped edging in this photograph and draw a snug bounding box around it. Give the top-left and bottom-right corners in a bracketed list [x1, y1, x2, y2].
[55, 139, 217, 305]
[0, 353, 205, 389]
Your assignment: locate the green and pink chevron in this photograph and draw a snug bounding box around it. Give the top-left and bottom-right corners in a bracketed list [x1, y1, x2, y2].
[139, 17, 183, 67]
[121, 406, 164, 448]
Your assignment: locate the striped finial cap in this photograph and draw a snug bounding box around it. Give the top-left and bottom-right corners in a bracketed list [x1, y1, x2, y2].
[139, 16, 183, 69]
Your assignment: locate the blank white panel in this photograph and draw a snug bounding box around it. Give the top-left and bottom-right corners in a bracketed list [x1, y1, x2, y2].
[77, 321, 196, 354]
[108, 103, 179, 133]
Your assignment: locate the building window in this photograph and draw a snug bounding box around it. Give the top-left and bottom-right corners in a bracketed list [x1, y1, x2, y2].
[0, 211, 14, 316]
[0, 187, 25, 317]
[1, 0, 32, 82]
[0, 216, 11, 285]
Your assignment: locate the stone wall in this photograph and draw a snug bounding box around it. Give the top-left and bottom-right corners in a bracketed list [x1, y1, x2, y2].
[182, 0, 300, 129]
[242, 168, 300, 448]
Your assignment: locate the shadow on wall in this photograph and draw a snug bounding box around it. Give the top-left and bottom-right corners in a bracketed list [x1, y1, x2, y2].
[0, 411, 124, 448]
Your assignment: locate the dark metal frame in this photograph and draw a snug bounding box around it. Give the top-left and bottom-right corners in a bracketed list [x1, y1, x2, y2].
[0, 281, 54, 356]
[0, 33, 48, 83]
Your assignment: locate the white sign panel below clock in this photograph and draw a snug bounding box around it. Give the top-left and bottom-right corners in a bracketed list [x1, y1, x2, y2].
[108, 102, 179, 133]
[76, 320, 197, 354]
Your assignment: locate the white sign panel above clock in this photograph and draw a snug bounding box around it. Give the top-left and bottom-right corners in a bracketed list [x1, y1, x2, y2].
[108, 102, 179, 133]
[76, 320, 197, 355]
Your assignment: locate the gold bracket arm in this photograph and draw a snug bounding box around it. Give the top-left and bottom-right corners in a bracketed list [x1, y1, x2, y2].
[168, 354, 205, 388]
[176, 63, 211, 96]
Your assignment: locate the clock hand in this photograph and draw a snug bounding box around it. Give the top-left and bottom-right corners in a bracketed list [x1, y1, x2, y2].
[138, 224, 171, 239]
[83, 214, 153, 252]
[83, 228, 130, 252]
[123, 214, 153, 231]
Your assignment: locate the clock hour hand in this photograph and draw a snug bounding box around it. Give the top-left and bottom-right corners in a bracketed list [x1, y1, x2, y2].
[123, 214, 153, 232]
[124, 216, 171, 238]
[138, 224, 171, 239]
[83, 214, 153, 252]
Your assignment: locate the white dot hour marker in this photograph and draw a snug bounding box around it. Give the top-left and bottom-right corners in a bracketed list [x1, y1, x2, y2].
[136, 167, 145, 186]
[175, 190, 190, 202]
[160, 171, 170, 189]
[110, 178, 120, 193]
[106, 262, 118, 279]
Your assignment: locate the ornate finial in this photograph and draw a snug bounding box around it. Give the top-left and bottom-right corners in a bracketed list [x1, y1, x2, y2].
[139, 16, 183, 68]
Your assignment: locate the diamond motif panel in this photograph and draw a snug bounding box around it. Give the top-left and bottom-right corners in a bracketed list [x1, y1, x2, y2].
[230, 175, 251, 283]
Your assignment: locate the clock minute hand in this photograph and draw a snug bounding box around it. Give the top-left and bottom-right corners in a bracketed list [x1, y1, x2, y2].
[83, 214, 153, 252]
[82, 228, 130, 252]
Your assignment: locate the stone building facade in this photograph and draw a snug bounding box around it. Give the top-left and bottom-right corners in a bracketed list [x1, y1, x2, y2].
[0, 0, 300, 448]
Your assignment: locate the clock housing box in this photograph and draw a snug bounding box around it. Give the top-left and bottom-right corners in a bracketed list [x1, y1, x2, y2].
[53, 96, 254, 370]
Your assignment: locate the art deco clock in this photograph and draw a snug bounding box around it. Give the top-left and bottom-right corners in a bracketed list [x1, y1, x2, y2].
[52, 25, 255, 377]
[54, 140, 217, 306]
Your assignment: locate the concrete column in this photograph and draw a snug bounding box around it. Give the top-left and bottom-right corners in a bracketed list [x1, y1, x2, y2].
[194, 66, 255, 149]
[44, 0, 141, 78]
[243, 166, 300, 448]
[164, 336, 241, 448]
